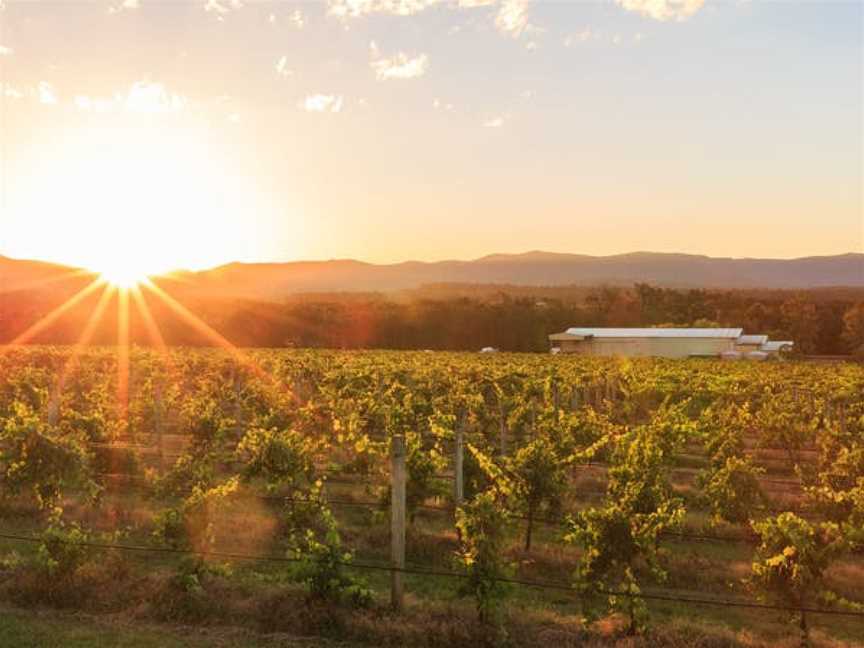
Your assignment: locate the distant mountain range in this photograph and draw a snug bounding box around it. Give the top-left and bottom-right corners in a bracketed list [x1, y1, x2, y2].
[1, 251, 862, 300]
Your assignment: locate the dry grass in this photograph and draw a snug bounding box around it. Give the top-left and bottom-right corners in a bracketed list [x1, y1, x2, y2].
[1, 451, 861, 647]
[4, 550, 862, 648]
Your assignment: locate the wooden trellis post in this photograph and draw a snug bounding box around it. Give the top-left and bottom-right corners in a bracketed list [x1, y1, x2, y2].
[498, 402, 507, 456]
[390, 435, 406, 611]
[454, 417, 464, 509]
[232, 366, 243, 436]
[155, 381, 165, 472]
[47, 398, 59, 426]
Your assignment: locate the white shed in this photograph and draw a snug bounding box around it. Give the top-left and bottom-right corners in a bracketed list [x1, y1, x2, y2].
[548, 328, 796, 359]
[549, 328, 743, 358]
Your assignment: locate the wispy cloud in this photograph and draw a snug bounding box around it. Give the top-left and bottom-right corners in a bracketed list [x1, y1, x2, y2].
[3, 84, 23, 100]
[563, 29, 596, 47]
[38, 82, 57, 105]
[495, 0, 530, 37]
[0, 44, 12, 56]
[108, 0, 140, 12]
[125, 82, 186, 112]
[289, 8, 305, 28]
[302, 94, 343, 113]
[74, 95, 114, 112]
[616, 0, 704, 22]
[483, 115, 505, 128]
[564, 29, 643, 47]
[328, 0, 516, 22]
[327, 0, 441, 18]
[204, 0, 243, 15]
[267, 8, 305, 27]
[72, 82, 186, 114]
[370, 42, 429, 81]
[327, 0, 536, 43]
[275, 56, 293, 78]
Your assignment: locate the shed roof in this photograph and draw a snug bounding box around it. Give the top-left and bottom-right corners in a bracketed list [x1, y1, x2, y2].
[737, 334, 768, 345]
[761, 341, 794, 351]
[563, 327, 743, 339]
[548, 332, 590, 341]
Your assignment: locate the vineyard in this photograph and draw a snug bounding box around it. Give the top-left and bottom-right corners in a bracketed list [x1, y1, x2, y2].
[1, 346, 863, 647]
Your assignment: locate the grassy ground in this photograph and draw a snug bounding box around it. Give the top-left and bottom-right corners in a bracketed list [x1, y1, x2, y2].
[2, 484, 863, 647]
[0, 604, 356, 648]
[2, 600, 861, 648]
[1, 426, 862, 645]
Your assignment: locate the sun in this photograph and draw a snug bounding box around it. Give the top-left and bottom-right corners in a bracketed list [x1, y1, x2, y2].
[7, 122, 275, 282]
[87, 246, 167, 288]
[99, 266, 149, 288]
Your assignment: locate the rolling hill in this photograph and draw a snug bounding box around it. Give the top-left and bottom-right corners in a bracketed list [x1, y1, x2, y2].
[1, 251, 862, 300]
[173, 251, 864, 300]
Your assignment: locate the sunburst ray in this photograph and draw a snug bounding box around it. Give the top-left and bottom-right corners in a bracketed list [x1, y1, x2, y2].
[5, 277, 107, 348]
[116, 287, 131, 420]
[141, 279, 297, 403]
[46, 283, 116, 422]
[130, 284, 170, 357]
[130, 283, 182, 384]
[11, 268, 100, 294]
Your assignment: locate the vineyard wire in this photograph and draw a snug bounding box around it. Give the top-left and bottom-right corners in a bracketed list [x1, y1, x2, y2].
[0, 531, 862, 620]
[85, 441, 829, 488]
[42, 474, 864, 552]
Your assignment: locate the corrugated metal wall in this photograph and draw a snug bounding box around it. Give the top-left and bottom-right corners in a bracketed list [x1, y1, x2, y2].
[562, 337, 734, 358]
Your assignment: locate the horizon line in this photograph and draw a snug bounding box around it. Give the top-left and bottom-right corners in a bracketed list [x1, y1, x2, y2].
[2, 248, 862, 277]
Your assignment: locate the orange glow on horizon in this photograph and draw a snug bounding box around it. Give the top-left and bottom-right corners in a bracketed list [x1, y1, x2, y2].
[46, 283, 116, 420]
[7, 124, 272, 278]
[99, 269, 148, 289]
[3, 271, 297, 442]
[142, 279, 298, 404]
[5, 277, 108, 347]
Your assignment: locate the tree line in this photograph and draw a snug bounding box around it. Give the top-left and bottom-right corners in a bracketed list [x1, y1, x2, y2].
[2, 281, 863, 355]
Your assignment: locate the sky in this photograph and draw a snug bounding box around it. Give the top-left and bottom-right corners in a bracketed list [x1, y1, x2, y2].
[0, 0, 861, 274]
